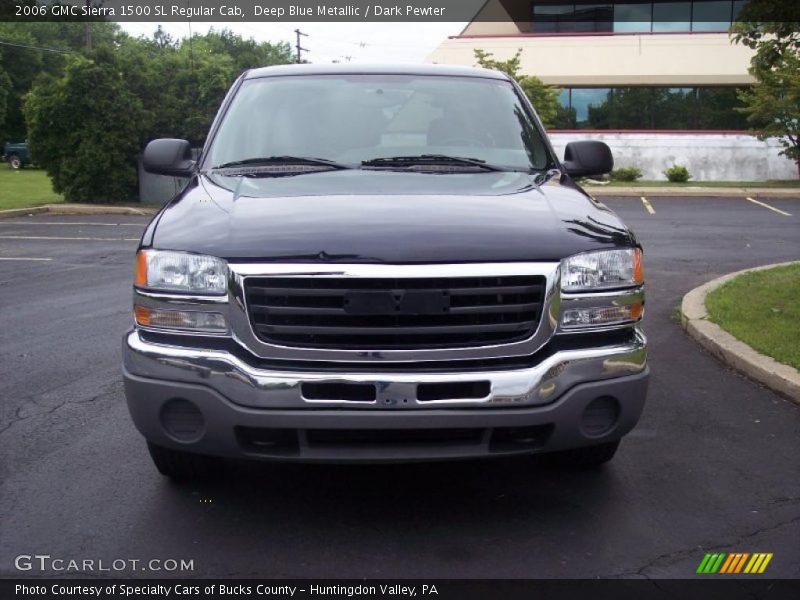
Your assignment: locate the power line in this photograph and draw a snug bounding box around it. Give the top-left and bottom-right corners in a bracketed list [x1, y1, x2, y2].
[0, 39, 73, 54]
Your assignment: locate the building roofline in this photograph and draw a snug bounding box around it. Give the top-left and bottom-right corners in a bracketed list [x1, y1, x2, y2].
[450, 30, 733, 40]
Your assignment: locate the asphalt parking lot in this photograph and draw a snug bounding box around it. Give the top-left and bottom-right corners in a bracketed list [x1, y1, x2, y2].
[0, 196, 798, 579]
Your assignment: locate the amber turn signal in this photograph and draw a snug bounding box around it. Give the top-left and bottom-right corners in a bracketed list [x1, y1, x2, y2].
[135, 250, 148, 287]
[134, 304, 152, 326]
[629, 301, 644, 320]
[633, 248, 644, 285]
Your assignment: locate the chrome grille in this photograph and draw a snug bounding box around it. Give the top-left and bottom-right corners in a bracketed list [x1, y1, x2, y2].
[244, 275, 546, 349]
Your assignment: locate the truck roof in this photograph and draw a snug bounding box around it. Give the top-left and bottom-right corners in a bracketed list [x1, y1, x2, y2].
[244, 63, 510, 81]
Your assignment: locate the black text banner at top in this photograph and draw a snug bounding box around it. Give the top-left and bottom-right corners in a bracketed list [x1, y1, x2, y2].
[5, 0, 496, 22]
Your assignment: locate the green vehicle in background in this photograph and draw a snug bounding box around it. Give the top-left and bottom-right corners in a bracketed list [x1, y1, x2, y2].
[3, 142, 30, 169]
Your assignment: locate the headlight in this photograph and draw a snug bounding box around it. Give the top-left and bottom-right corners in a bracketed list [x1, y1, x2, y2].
[135, 250, 228, 295]
[561, 248, 643, 292]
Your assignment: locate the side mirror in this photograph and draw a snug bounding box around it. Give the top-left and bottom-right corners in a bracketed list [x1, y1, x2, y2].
[143, 138, 194, 177]
[562, 141, 613, 178]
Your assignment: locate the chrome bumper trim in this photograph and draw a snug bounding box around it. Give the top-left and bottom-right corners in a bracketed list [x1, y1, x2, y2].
[123, 327, 647, 409]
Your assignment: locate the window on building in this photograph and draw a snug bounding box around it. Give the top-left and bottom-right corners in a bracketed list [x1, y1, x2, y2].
[731, 0, 748, 19]
[553, 86, 748, 130]
[654, 87, 696, 128]
[531, 1, 741, 34]
[532, 3, 577, 32]
[695, 87, 747, 129]
[652, 2, 692, 32]
[614, 2, 652, 33]
[570, 88, 613, 126]
[692, 0, 734, 31]
[574, 4, 614, 32]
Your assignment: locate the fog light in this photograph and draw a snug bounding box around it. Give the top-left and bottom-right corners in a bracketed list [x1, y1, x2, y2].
[134, 305, 227, 332]
[160, 398, 205, 442]
[580, 396, 620, 437]
[561, 303, 643, 329]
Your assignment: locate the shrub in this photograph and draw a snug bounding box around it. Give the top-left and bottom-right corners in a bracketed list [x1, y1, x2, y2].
[664, 164, 691, 183]
[610, 166, 643, 182]
[24, 52, 148, 203]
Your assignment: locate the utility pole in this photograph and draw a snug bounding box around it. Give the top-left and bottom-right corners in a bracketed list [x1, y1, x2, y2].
[294, 29, 308, 64]
[84, 0, 92, 52]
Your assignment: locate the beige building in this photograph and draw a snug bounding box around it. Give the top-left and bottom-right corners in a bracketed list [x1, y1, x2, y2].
[429, 0, 755, 130]
[430, 27, 754, 87]
[427, 0, 797, 180]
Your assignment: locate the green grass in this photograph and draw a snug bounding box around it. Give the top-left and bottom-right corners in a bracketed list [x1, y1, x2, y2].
[706, 264, 800, 370]
[584, 180, 800, 188]
[0, 167, 63, 210]
[671, 304, 683, 323]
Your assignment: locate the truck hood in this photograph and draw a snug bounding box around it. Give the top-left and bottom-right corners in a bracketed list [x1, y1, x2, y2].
[145, 170, 636, 263]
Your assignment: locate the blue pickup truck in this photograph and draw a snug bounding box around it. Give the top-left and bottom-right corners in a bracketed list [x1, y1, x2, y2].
[127, 64, 648, 479]
[3, 142, 30, 169]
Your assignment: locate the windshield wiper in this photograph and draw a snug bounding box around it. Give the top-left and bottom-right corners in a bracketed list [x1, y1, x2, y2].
[361, 154, 506, 172]
[212, 156, 351, 170]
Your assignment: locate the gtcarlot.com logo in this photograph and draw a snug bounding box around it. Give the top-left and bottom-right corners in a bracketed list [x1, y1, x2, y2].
[697, 552, 773, 574]
[14, 554, 194, 572]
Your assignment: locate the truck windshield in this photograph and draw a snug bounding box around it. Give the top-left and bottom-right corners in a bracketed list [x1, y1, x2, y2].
[205, 74, 554, 173]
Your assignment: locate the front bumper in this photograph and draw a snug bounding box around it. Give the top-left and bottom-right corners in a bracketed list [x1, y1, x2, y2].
[123, 329, 649, 462]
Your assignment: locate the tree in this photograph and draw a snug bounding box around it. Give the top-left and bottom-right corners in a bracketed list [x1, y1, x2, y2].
[736, 52, 800, 177]
[12, 22, 293, 201]
[190, 28, 293, 75]
[0, 21, 122, 142]
[115, 33, 234, 145]
[731, 0, 800, 72]
[0, 24, 47, 142]
[3, 22, 293, 146]
[115, 27, 293, 145]
[473, 49, 560, 128]
[24, 51, 148, 202]
[172, 29, 292, 143]
[0, 67, 11, 141]
[152, 25, 176, 49]
[732, 0, 800, 177]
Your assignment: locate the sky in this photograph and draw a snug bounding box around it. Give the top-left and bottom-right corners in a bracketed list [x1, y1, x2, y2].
[120, 22, 467, 64]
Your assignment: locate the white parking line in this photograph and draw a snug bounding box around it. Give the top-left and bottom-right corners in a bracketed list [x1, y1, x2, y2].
[0, 235, 139, 241]
[746, 197, 792, 217]
[0, 257, 53, 261]
[640, 196, 655, 215]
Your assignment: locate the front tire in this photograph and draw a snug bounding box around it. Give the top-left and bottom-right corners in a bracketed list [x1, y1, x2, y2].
[550, 440, 620, 467]
[147, 442, 222, 480]
[7, 155, 22, 170]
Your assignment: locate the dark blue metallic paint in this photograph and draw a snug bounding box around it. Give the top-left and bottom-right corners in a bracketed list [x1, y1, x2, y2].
[140, 170, 638, 263]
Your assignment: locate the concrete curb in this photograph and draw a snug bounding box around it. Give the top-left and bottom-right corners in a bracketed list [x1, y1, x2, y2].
[0, 206, 49, 219]
[680, 262, 800, 403]
[588, 187, 800, 198]
[0, 203, 158, 219]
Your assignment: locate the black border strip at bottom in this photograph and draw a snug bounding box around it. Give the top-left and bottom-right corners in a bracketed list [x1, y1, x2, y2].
[3, 579, 800, 600]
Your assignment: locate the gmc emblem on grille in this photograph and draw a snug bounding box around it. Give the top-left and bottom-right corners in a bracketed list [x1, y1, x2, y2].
[343, 290, 450, 315]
